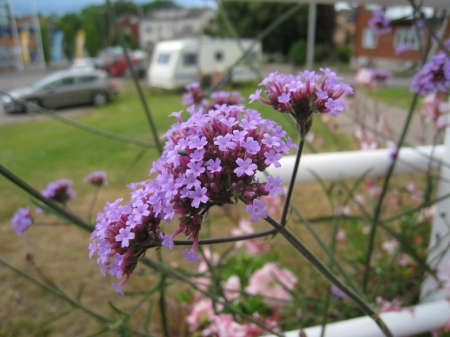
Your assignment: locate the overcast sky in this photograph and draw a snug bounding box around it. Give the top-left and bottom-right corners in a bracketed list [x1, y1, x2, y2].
[11, 0, 213, 16]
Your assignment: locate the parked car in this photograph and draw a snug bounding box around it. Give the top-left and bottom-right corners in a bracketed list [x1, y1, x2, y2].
[2, 69, 118, 113]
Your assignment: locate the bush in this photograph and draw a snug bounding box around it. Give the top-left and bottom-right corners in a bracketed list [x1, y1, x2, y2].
[336, 44, 352, 64]
[288, 39, 307, 65]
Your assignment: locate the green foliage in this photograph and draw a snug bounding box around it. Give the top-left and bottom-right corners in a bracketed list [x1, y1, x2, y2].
[288, 40, 307, 65]
[314, 43, 332, 63]
[215, 3, 335, 56]
[39, 22, 51, 64]
[108, 32, 140, 50]
[335, 44, 352, 64]
[58, 13, 81, 60]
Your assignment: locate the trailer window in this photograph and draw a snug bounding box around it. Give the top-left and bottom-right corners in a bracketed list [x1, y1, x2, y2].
[215, 51, 223, 62]
[183, 53, 197, 66]
[157, 54, 171, 64]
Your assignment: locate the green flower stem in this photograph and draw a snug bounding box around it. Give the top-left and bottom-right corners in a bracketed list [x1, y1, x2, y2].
[0, 258, 152, 336]
[156, 250, 170, 337]
[362, 93, 419, 293]
[87, 186, 101, 222]
[106, 0, 163, 155]
[140, 256, 283, 337]
[0, 164, 94, 232]
[280, 123, 306, 227]
[263, 215, 394, 337]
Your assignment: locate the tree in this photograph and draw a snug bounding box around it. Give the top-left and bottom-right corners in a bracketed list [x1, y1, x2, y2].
[214, 3, 335, 56]
[40, 22, 51, 65]
[58, 13, 81, 60]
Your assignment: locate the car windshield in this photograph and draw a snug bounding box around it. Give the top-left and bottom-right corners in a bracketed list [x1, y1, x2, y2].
[32, 73, 65, 89]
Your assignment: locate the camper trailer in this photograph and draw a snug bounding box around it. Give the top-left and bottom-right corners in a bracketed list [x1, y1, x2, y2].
[147, 37, 262, 89]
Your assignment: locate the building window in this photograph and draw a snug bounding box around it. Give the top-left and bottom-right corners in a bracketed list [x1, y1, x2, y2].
[215, 51, 223, 62]
[183, 53, 197, 66]
[394, 27, 423, 50]
[362, 28, 377, 49]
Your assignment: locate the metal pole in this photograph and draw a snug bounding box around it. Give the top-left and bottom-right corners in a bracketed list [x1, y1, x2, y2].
[8, 0, 24, 71]
[306, 1, 316, 69]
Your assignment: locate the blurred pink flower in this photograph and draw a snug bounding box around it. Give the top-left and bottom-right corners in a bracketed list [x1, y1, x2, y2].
[382, 238, 398, 254]
[84, 170, 108, 186]
[336, 229, 347, 243]
[231, 219, 269, 255]
[185, 298, 215, 332]
[398, 253, 411, 266]
[246, 262, 297, 307]
[366, 179, 381, 197]
[198, 248, 220, 273]
[420, 93, 450, 129]
[407, 182, 423, 201]
[201, 313, 248, 337]
[223, 275, 241, 302]
[432, 319, 450, 337]
[418, 205, 436, 222]
[376, 296, 403, 313]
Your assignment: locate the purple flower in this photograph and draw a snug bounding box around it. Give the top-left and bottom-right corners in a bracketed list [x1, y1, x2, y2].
[115, 227, 135, 248]
[265, 176, 284, 197]
[325, 98, 345, 117]
[368, 9, 392, 36]
[182, 249, 201, 263]
[11, 207, 33, 235]
[186, 161, 206, 177]
[331, 285, 347, 299]
[188, 186, 209, 208]
[160, 233, 174, 249]
[246, 199, 268, 223]
[264, 150, 282, 168]
[250, 69, 352, 122]
[41, 179, 76, 204]
[234, 158, 257, 177]
[206, 158, 222, 173]
[410, 49, 450, 95]
[84, 171, 107, 186]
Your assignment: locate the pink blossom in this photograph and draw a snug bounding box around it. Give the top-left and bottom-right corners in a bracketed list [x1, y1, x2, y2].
[198, 248, 220, 274]
[246, 262, 297, 307]
[84, 170, 108, 186]
[201, 313, 249, 337]
[398, 253, 410, 266]
[382, 238, 398, 254]
[223, 275, 241, 301]
[231, 219, 269, 254]
[376, 296, 403, 313]
[336, 229, 347, 243]
[185, 298, 215, 332]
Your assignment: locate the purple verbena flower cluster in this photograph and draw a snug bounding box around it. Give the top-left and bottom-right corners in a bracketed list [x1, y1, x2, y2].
[368, 9, 392, 36]
[182, 82, 244, 112]
[11, 206, 33, 234]
[410, 46, 450, 95]
[84, 170, 108, 186]
[249, 69, 353, 124]
[89, 104, 294, 294]
[41, 179, 76, 204]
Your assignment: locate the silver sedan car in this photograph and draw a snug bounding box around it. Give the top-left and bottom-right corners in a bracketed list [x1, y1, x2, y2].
[2, 69, 118, 113]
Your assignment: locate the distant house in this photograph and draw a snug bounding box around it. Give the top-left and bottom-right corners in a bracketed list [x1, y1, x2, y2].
[139, 7, 214, 50]
[352, 6, 450, 71]
[333, 9, 356, 46]
[110, 14, 140, 43]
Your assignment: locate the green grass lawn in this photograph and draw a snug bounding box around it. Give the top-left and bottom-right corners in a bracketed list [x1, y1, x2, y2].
[363, 85, 419, 110]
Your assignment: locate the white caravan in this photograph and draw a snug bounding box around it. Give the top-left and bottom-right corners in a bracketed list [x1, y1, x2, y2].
[147, 37, 262, 89]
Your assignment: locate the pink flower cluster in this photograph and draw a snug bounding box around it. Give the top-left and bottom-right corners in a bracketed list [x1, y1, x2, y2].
[355, 68, 393, 87]
[368, 9, 392, 36]
[89, 104, 294, 294]
[11, 206, 33, 234]
[84, 170, 108, 186]
[182, 82, 243, 111]
[419, 93, 450, 129]
[249, 69, 352, 123]
[41, 179, 76, 204]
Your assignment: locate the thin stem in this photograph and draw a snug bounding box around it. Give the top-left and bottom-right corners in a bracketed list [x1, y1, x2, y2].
[106, 0, 163, 155]
[362, 93, 419, 293]
[156, 250, 170, 337]
[280, 123, 306, 226]
[0, 164, 94, 232]
[263, 214, 394, 337]
[87, 186, 101, 222]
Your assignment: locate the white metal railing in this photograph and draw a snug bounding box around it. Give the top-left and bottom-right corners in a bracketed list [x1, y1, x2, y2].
[262, 129, 450, 337]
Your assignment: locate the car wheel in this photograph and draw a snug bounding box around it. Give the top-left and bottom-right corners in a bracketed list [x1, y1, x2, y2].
[92, 92, 108, 106]
[25, 99, 41, 113]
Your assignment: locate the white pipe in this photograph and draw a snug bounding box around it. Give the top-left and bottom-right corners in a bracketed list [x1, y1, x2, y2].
[256, 145, 445, 184]
[265, 300, 450, 337]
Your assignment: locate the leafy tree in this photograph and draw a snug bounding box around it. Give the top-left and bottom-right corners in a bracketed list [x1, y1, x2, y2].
[58, 13, 81, 60]
[142, 0, 176, 14]
[214, 3, 335, 56]
[39, 22, 51, 65]
[108, 31, 139, 50]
